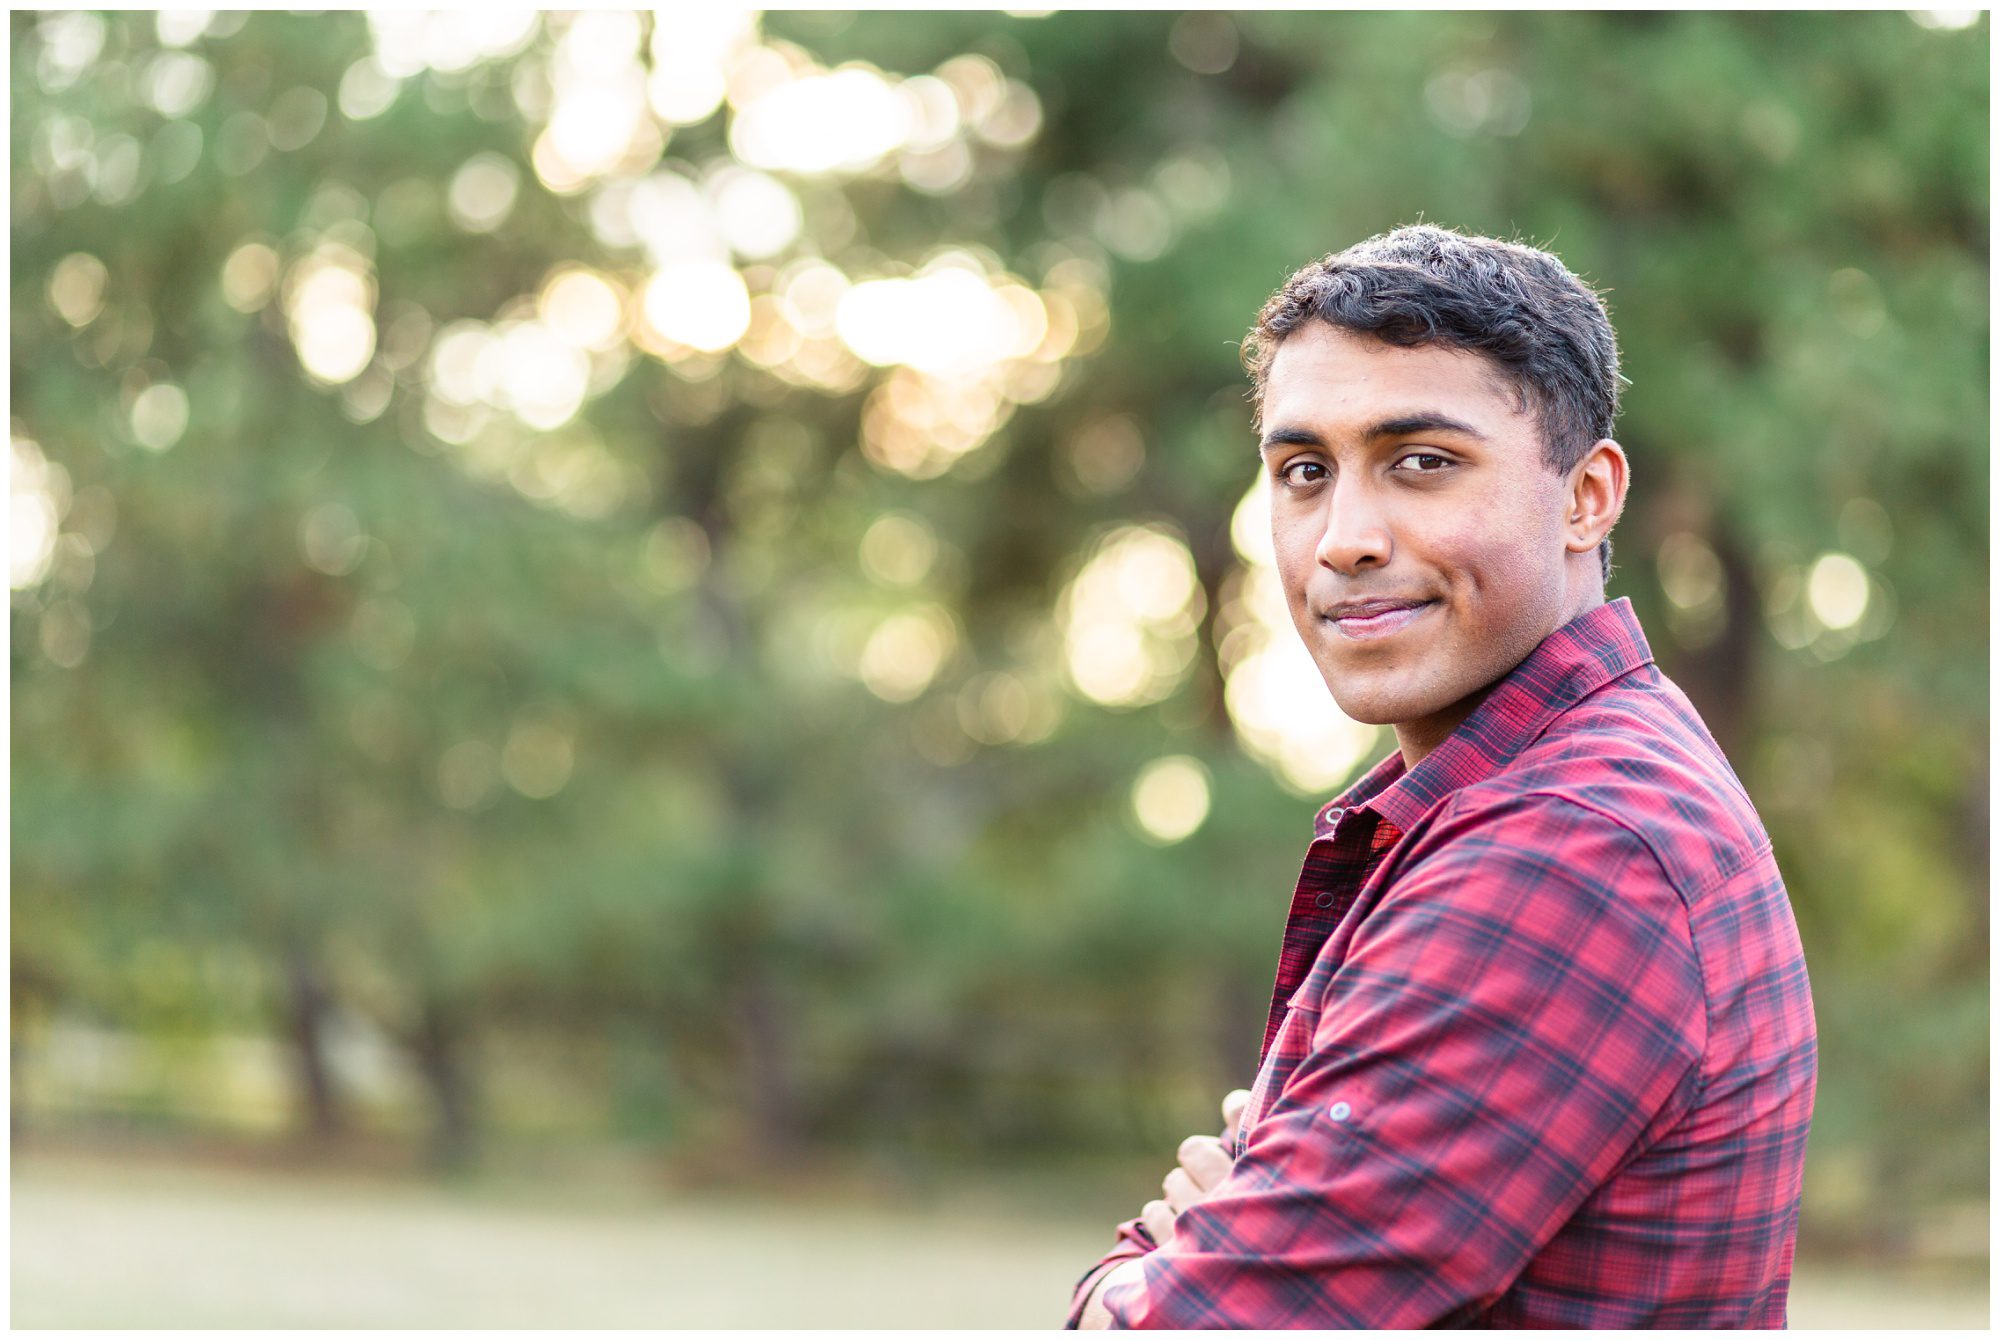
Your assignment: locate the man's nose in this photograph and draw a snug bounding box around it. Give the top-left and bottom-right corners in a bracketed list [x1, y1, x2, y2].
[1314, 477, 1392, 574]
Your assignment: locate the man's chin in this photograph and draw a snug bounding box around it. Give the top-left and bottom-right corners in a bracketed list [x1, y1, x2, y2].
[1323, 690, 1409, 730]
[1324, 675, 1456, 732]
[1314, 650, 1443, 730]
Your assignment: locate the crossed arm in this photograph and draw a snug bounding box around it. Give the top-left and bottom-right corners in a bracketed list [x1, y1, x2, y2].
[1073, 1090, 1247, 1329]
[1064, 795, 1706, 1329]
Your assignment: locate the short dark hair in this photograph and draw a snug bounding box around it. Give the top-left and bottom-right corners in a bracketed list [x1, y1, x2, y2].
[1243, 224, 1621, 577]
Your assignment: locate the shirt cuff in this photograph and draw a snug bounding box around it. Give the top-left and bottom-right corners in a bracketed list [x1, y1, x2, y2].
[1063, 1226, 1156, 1328]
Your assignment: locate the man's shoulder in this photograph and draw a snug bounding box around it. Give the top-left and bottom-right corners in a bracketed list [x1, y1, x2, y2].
[1443, 670, 1775, 898]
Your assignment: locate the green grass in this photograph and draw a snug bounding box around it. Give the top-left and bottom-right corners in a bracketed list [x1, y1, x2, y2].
[10, 1148, 1988, 1328]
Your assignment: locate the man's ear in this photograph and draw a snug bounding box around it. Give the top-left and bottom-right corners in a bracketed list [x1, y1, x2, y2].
[1566, 439, 1628, 555]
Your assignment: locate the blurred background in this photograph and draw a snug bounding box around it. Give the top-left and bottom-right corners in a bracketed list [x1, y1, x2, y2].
[9, 8, 1988, 1328]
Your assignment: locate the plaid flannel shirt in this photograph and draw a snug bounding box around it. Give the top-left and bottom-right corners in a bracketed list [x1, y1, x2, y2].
[1068, 598, 1817, 1328]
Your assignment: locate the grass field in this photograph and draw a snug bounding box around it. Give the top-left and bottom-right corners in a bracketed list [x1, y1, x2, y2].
[11, 1148, 1988, 1328]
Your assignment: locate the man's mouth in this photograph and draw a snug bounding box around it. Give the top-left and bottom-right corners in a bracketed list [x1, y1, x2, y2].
[1322, 599, 1437, 641]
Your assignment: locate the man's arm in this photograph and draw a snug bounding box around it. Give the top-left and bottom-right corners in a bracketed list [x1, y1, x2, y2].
[1076, 1256, 1147, 1329]
[1064, 1221, 1153, 1329]
[1091, 795, 1707, 1329]
[1065, 1090, 1249, 1328]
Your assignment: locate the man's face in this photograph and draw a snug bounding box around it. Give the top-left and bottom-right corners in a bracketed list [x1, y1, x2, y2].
[1258, 322, 1581, 757]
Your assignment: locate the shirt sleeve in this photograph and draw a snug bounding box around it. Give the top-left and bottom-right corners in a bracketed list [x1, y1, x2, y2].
[1061, 1218, 1156, 1328]
[1096, 793, 1708, 1329]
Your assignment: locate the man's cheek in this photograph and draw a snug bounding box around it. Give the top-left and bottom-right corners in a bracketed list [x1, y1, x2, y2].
[1439, 524, 1542, 607]
[1271, 526, 1320, 584]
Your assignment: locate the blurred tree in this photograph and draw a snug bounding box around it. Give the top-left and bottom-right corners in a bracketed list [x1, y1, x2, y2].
[8, 9, 1985, 1256]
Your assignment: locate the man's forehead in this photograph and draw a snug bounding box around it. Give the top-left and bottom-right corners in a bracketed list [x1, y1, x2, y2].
[1263, 325, 1530, 422]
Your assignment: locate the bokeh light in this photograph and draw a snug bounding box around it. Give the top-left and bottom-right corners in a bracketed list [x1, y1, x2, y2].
[365, 10, 539, 79]
[1060, 524, 1203, 708]
[129, 383, 189, 452]
[1909, 10, 1980, 30]
[858, 605, 959, 702]
[539, 267, 628, 352]
[11, 434, 67, 590]
[1658, 532, 1724, 610]
[494, 321, 592, 430]
[640, 260, 752, 354]
[955, 669, 1051, 746]
[1168, 13, 1239, 75]
[47, 253, 107, 326]
[731, 65, 913, 175]
[337, 57, 400, 121]
[837, 261, 1046, 376]
[1806, 552, 1870, 631]
[284, 244, 377, 385]
[707, 167, 802, 259]
[617, 169, 726, 264]
[502, 713, 576, 799]
[1218, 478, 1380, 793]
[220, 242, 280, 313]
[1657, 531, 1727, 650]
[640, 516, 712, 594]
[834, 250, 1079, 478]
[1130, 755, 1212, 844]
[298, 502, 367, 576]
[648, 3, 757, 126]
[447, 153, 522, 234]
[139, 49, 213, 118]
[859, 513, 939, 588]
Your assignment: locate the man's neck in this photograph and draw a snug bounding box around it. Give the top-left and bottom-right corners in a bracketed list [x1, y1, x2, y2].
[1393, 689, 1491, 771]
[1392, 588, 1608, 771]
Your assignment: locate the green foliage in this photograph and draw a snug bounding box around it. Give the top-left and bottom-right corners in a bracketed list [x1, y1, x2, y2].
[9, 9, 1985, 1253]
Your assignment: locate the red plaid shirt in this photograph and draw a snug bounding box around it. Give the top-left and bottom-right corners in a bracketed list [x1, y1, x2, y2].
[1068, 598, 1817, 1328]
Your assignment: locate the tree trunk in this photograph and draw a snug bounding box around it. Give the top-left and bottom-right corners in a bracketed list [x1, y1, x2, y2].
[280, 940, 345, 1142]
[736, 961, 802, 1162]
[1667, 521, 1759, 762]
[1945, 761, 1989, 978]
[411, 993, 477, 1173]
[1704, 524, 1762, 760]
[11, 998, 34, 1146]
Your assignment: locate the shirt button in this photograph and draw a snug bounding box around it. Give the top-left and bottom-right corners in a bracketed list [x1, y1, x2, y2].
[1329, 1101, 1351, 1122]
[1314, 892, 1335, 909]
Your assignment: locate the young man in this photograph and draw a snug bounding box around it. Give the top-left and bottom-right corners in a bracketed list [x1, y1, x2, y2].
[1068, 226, 1817, 1328]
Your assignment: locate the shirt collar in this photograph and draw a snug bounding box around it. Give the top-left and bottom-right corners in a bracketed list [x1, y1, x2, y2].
[1314, 598, 1656, 838]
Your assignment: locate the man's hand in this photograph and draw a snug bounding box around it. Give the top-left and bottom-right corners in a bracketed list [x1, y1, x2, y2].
[1080, 1089, 1253, 1328]
[1077, 1256, 1147, 1329]
[1139, 1087, 1251, 1245]
[1220, 1086, 1250, 1144]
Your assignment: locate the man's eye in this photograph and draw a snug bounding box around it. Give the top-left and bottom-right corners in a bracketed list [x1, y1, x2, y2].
[1395, 453, 1451, 472]
[1281, 461, 1328, 485]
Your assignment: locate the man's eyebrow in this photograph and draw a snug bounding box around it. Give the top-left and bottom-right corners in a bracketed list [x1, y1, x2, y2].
[1364, 412, 1490, 442]
[1256, 425, 1323, 456]
[1257, 412, 1490, 456]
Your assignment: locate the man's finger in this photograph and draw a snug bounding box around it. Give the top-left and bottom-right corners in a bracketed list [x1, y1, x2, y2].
[1178, 1134, 1234, 1191]
[1141, 1197, 1175, 1246]
[1162, 1166, 1201, 1213]
[1221, 1088, 1251, 1139]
